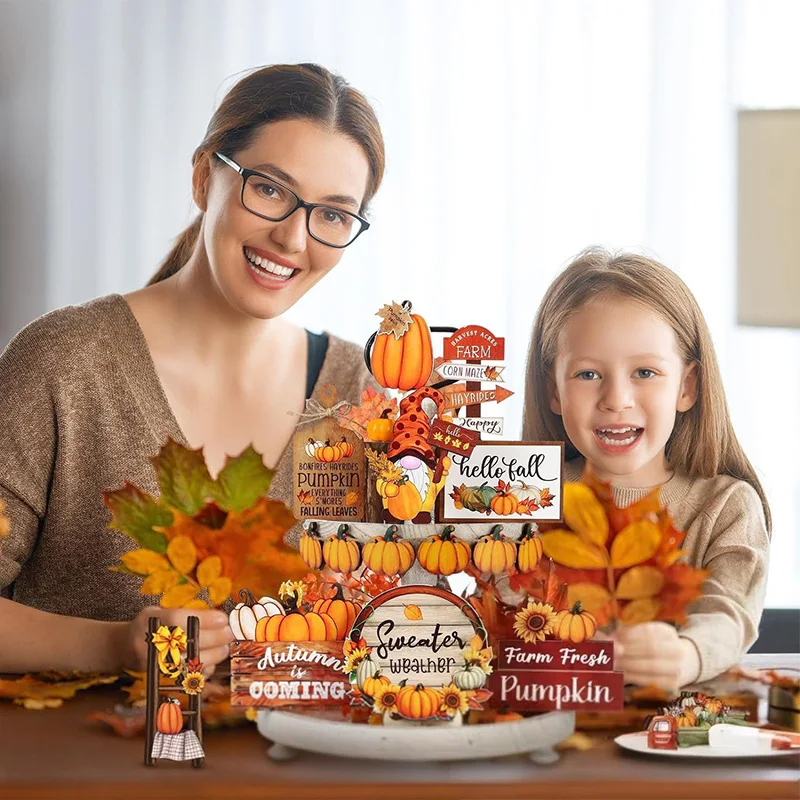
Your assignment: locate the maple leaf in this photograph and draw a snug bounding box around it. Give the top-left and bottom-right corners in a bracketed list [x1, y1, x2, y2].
[375, 301, 414, 339]
[338, 387, 398, 438]
[538, 487, 555, 508]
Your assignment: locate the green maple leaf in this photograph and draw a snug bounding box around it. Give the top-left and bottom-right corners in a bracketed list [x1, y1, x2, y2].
[149, 439, 217, 515]
[103, 482, 173, 553]
[216, 445, 275, 513]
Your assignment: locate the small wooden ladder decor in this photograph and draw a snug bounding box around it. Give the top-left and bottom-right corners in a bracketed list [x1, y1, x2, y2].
[144, 615, 204, 768]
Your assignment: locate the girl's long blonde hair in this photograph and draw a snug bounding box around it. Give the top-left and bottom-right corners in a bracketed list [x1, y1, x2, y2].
[522, 247, 771, 531]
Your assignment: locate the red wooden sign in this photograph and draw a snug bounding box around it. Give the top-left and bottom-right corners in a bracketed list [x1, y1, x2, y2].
[443, 326, 505, 362]
[497, 640, 614, 672]
[229, 641, 349, 709]
[428, 418, 480, 455]
[487, 670, 625, 711]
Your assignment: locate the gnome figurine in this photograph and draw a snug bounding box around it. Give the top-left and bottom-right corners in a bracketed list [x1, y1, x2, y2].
[381, 387, 451, 524]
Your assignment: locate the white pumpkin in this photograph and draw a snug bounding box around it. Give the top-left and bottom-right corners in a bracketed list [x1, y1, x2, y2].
[356, 656, 380, 691]
[229, 589, 284, 640]
[453, 664, 487, 691]
[305, 438, 325, 458]
[510, 480, 542, 506]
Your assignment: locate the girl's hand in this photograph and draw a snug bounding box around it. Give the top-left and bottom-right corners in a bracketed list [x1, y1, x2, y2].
[120, 606, 234, 677]
[613, 622, 700, 692]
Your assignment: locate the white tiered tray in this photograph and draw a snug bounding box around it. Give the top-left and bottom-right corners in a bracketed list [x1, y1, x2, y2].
[258, 708, 575, 764]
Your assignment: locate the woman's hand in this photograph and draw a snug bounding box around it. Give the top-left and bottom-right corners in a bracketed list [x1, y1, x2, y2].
[613, 622, 700, 692]
[120, 606, 234, 677]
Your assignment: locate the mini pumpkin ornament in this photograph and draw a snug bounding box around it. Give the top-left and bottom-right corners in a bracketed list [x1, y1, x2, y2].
[156, 697, 183, 734]
[362, 525, 415, 576]
[322, 524, 362, 574]
[299, 523, 325, 570]
[361, 671, 391, 698]
[356, 656, 381, 691]
[366, 409, 394, 442]
[453, 663, 487, 691]
[553, 601, 598, 644]
[366, 301, 433, 392]
[228, 588, 284, 641]
[417, 525, 472, 576]
[395, 683, 442, 720]
[516, 523, 543, 573]
[473, 525, 518, 573]
[312, 584, 361, 638]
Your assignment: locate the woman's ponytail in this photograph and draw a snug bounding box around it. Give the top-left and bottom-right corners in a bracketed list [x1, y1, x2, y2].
[147, 214, 203, 285]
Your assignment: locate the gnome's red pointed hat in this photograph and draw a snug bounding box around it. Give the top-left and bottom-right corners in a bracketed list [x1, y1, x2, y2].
[387, 387, 444, 469]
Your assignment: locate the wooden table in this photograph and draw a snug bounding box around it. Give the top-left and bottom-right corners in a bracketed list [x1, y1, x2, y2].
[1, 658, 798, 800]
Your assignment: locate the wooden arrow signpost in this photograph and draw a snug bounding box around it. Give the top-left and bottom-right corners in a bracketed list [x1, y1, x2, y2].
[440, 383, 514, 413]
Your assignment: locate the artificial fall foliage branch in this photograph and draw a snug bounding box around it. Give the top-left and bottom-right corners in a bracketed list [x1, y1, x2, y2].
[104, 439, 307, 608]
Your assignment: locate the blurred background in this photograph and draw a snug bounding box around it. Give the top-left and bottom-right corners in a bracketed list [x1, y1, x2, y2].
[0, 1, 798, 628]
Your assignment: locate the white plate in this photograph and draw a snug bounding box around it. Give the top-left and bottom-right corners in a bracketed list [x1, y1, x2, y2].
[615, 731, 799, 759]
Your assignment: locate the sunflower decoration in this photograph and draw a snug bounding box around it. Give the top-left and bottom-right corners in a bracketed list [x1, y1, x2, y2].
[343, 646, 371, 676]
[440, 683, 471, 717]
[513, 601, 557, 644]
[461, 635, 494, 675]
[372, 683, 402, 716]
[181, 670, 205, 696]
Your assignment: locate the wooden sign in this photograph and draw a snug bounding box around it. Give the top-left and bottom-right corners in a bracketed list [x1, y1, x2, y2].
[439, 442, 563, 523]
[486, 670, 624, 711]
[428, 418, 479, 456]
[350, 585, 485, 686]
[436, 362, 506, 383]
[440, 384, 514, 413]
[229, 641, 349, 709]
[452, 416, 504, 437]
[293, 417, 365, 521]
[443, 326, 505, 361]
[497, 640, 614, 672]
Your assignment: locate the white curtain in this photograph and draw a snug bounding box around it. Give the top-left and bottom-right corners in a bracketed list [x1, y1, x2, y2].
[1, 0, 798, 606]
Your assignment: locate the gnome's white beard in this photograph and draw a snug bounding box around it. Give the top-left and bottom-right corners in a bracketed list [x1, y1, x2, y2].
[402, 463, 431, 502]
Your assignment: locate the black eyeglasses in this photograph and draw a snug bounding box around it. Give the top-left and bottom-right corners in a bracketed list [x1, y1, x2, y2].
[214, 152, 369, 248]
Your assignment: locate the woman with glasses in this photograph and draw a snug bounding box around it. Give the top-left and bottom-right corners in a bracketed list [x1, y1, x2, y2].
[0, 64, 385, 674]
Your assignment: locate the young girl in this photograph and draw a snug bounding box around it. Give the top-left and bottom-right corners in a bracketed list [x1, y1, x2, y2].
[522, 247, 771, 690]
[0, 63, 384, 675]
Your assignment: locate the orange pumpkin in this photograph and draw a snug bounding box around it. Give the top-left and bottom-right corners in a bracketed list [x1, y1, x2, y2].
[676, 711, 698, 728]
[395, 683, 441, 720]
[256, 609, 338, 642]
[361, 673, 391, 698]
[362, 525, 415, 576]
[315, 441, 343, 463]
[516, 524, 543, 573]
[490, 488, 519, 516]
[156, 698, 183, 734]
[553, 601, 598, 643]
[473, 525, 517, 573]
[370, 304, 433, 391]
[322, 525, 362, 574]
[366, 409, 394, 442]
[417, 525, 471, 576]
[337, 437, 354, 458]
[376, 477, 401, 499]
[384, 480, 422, 521]
[312, 585, 361, 639]
[299, 523, 324, 570]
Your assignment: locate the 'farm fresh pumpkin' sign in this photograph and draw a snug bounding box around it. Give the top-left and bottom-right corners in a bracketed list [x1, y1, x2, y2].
[440, 442, 564, 523]
[349, 586, 486, 686]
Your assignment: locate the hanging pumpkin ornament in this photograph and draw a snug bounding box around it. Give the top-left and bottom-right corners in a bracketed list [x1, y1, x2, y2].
[228, 588, 284, 641]
[322, 525, 362, 574]
[362, 525, 415, 576]
[516, 523, 544, 574]
[472, 525, 518, 573]
[299, 523, 324, 570]
[417, 525, 472, 576]
[156, 698, 183, 734]
[365, 301, 433, 392]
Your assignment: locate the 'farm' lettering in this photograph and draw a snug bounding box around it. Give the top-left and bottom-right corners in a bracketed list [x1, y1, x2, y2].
[374, 620, 465, 659]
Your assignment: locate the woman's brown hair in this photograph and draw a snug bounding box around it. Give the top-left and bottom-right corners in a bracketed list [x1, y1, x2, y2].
[149, 63, 385, 285]
[522, 247, 771, 531]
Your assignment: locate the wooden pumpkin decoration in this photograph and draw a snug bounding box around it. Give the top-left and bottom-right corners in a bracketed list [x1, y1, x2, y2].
[417, 525, 471, 576]
[312, 585, 361, 639]
[453, 664, 487, 691]
[299, 523, 324, 570]
[356, 656, 380, 691]
[361, 672, 391, 698]
[490, 485, 519, 516]
[395, 683, 441, 720]
[553, 601, 598, 644]
[366, 409, 394, 442]
[228, 588, 284, 641]
[384, 480, 423, 522]
[516, 523, 543, 574]
[337, 436, 354, 458]
[368, 302, 433, 391]
[322, 525, 362, 574]
[375, 476, 401, 499]
[362, 525, 415, 576]
[255, 608, 339, 642]
[156, 698, 183, 734]
[472, 525, 517, 573]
